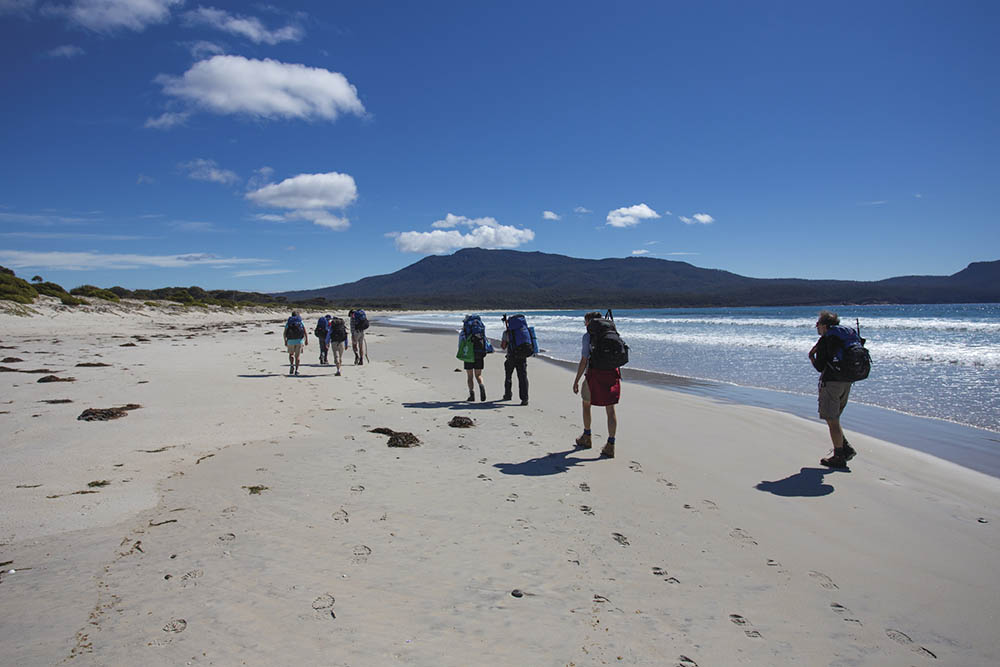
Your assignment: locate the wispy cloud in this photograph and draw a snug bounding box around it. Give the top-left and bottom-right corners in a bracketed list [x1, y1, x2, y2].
[136, 173, 155, 185]
[0, 250, 272, 270]
[169, 220, 217, 232]
[0, 232, 147, 240]
[232, 269, 293, 278]
[858, 200, 887, 206]
[574, 206, 591, 214]
[542, 210, 561, 221]
[47, 44, 85, 58]
[606, 203, 660, 228]
[144, 111, 190, 129]
[187, 40, 225, 59]
[151, 55, 365, 126]
[914, 193, 923, 199]
[666, 251, 699, 256]
[679, 213, 714, 225]
[179, 158, 238, 185]
[246, 171, 357, 231]
[396, 214, 534, 254]
[631, 249, 650, 255]
[644, 240, 660, 246]
[0, 211, 91, 225]
[246, 166, 274, 191]
[47, 0, 182, 33]
[182, 7, 304, 44]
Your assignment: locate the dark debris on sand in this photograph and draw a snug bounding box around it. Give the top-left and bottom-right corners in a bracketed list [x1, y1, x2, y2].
[77, 404, 142, 421]
[448, 416, 475, 428]
[76, 362, 112, 367]
[1, 357, 23, 363]
[39, 399, 73, 404]
[369, 427, 421, 448]
[38, 375, 75, 383]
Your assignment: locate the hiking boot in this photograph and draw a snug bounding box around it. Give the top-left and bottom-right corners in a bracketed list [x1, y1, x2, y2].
[479, 385, 487, 402]
[600, 441, 615, 458]
[467, 392, 476, 402]
[289, 364, 294, 375]
[294, 366, 300, 376]
[842, 441, 857, 461]
[575, 433, 592, 449]
[335, 370, 341, 377]
[520, 399, 529, 406]
[501, 394, 513, 401]
[820, 449, 849, 468]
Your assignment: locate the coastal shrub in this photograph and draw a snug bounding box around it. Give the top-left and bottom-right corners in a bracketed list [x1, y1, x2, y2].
[143, 301, 159, 307]
[109, 286, 133, 299]
[0, 270, 39, 304]
[70, 285, 120, 302]
[34, 281, 85, 305]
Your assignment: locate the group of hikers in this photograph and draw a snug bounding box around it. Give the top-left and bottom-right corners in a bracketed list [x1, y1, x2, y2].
[282, 306, 870, 467]
[282, 309, 370, 376]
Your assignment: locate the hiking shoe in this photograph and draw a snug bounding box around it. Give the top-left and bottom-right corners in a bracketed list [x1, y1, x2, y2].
[294, 367, 300, 376]
[842, 442, 857, 461]
[467, 392, 475, 402]
[575, 433, 592, 449]
[289, 364, 294, 375]
[501, 394, 513, 401]
[600, 441, 615, 458]
[520, 399, 529, 406]
[820, 450, 849, 468]
[480, 385, 487, 401]
[335, 371, 341, 377]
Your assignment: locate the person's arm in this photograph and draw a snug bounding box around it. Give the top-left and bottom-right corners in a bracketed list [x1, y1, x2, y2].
[572, 356, 588, 394]
[810, 336, 828, 372]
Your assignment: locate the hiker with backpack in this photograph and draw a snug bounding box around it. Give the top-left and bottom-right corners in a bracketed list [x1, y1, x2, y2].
[500, 313, 536, 406]
[326, 314, 348, 376]
[809, 310, 870, 468]
[349, 309, 370, 365]
[283, 311, 308, 376]
[458, 314, 492, 402]
[573, 310, 629, 458]
[315, 315, 330, 365]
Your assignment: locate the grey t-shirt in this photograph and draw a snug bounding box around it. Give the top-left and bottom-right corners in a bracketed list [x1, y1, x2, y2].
[581, 333, 591, 360]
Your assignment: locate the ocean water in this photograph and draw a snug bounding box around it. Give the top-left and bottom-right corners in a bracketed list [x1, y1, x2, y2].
[388, 304, 1000, 434]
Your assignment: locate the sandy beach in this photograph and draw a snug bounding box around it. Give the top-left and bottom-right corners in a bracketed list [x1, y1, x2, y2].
[1, 301, 998, 666]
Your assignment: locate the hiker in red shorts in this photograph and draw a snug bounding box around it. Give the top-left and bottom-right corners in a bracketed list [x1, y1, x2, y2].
[572, 311, 622, 458]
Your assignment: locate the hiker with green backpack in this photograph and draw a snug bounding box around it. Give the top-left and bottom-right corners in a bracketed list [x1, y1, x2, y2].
[457, 314, 492, 401]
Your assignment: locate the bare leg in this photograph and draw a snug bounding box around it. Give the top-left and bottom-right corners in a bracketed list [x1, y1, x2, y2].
[826, 418, 845, 450]
[582, 400, 592, 431]
[606, 405, 617, 439]
[466, 369, 475, 395]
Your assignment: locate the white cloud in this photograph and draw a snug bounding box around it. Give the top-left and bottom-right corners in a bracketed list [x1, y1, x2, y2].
[542, 210, 561, 221]
[144, 111, 190, 129]
[914, 193, 923, 199]
[858, 200, 887, 206]
[0, 250, 272, 270]
[183, 7, 303, 44]
[233, 269, 293, 278]
[574, 206, 591, 214]
[606, 203, 660, 228]
[47, 44, 85, 58]
[180, 158, 238, 185]
[136, 173, 154, 184]
[170, 220, 216, 232]
[51, 0, 182, 32]
[430, 213, 498, 229]
[246, 166, 274, 190]
[246, 171, 357, 231]
[666, 251, 699, 256]
[679, 213, 714, 225]
[0, 211, 90, 224]
[188, 40, 224, 58]
[645, 240, 660, 245]
[253, 213, 286, 222]
[395, 224, 535, 254]
[154, 55, 365, 123]
[631, 249, 650, 255]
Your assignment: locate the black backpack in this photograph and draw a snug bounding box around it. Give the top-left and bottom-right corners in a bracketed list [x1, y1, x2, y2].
[587, 310, 629, 370]
[353, 309, 370, 331]
[827, 322, 871, 382]
[285, 318, 306, 340]
[328, 317, 347, 342]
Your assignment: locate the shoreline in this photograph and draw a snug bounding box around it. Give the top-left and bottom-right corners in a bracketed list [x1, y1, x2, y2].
[386, 320, 1000, 479]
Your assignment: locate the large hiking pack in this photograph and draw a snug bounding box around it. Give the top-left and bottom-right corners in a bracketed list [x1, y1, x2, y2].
[285, 316, 306, 340]
[352, 309, 370, 331]
[463, 314, 489, 354]
[504, 314, 536, 358]
[315, 317, 329, 338]
[587, 310, 629, 370]
[826, 323, 871, 382]
[328, 316, 347, 342]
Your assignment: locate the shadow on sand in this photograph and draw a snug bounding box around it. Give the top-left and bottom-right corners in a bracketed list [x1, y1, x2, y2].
[755, 466, 849, 497]
[493, 447, 597, 477]
[402, 400, 501, 411]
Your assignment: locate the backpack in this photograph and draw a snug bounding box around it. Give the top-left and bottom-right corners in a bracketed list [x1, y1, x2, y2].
[328, 316, 347, 342]
[353, 309, 370, 331]
[587, 310, 629, 370]
[314, 317, 329, 338]
[463, 315, 487, 354]
[285, 317, 306, 340]
[505, 314, 534, 358]
[826, 324, 871, 382]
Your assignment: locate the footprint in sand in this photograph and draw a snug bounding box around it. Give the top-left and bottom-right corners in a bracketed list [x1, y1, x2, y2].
[514, 518, 533, 530]
[180, 569, 203, 584]
[579, 505, 594, 516]
[162, 619, 187, 633]
[579, 482, 591, 492]
[332, 508, 349, 523]
[676, 656, 698, 667]
[312, 594, 335, 610]
[809, 570, 838, 590]
[701, 500, 718, 510]
[477, 474, 492, 482]
[766, 558, 781, 567]
[629, 461, 642, 473]
[350, 485, 365, 495]
[506, 493, 518, 503]
[657, 478, 678, 489]
[478, 458, 489, 464]
[611, 532, 630, 547]
[729, 528, 758, 546]
[831, 603, 863, 625]
[344, 464, 357, 473]
[885, 629, 937, 659]
[730, 614, 763, 638]
[351, 545, 372, 564]
[218, 533, 236, 541]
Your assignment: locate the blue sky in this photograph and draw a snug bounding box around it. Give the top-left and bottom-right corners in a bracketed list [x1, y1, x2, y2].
[1, 1, 997, 292]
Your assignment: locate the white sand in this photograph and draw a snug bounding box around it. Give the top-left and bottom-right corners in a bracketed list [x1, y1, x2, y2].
[1, 300, 998, 665]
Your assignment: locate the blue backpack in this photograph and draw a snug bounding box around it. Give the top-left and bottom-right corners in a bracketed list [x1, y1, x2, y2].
[463, 315, 490, 353]
[505, 314, 535, 358]
[315, 317, 329, 338]
[353, 309, 370, 331]
[285, 316, 306, 340]
[826, 324, 871, 381]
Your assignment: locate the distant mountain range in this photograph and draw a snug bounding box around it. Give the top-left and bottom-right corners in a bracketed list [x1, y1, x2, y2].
[277, 249, 1000, 308]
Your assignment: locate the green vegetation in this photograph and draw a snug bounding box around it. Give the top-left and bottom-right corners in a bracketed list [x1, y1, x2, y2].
[33, 281, 85, 305]
[70, 285, 121, 302]
[0, 267, 39, 304]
